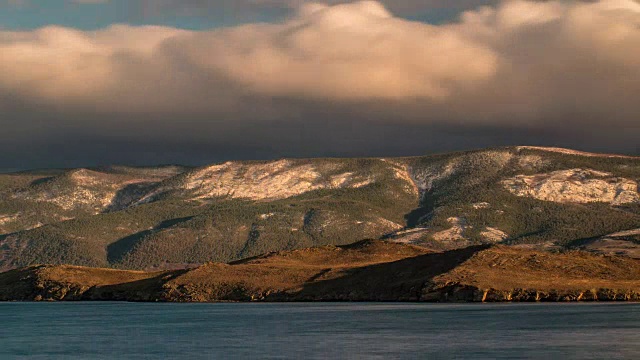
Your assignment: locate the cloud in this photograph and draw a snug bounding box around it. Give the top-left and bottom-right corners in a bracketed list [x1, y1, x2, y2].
[0, 0, 496, 14]
[135, 0, 499, 17]
[1, 0, 639, 169]
[0, 1, 501, 112]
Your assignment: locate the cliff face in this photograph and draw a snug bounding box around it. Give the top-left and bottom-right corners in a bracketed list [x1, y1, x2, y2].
[3, 241, 640, 303]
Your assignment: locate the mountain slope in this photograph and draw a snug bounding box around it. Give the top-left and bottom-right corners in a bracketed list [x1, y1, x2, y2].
[1, 146, 639, 270]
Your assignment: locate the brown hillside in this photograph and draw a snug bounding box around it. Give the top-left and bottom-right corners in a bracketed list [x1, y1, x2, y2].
[2, 241, 640, 302]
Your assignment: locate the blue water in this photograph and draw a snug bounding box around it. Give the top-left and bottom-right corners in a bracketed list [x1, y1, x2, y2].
[1, 303, 640, 359]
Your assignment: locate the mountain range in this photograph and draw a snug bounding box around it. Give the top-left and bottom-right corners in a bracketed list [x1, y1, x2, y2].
[1, 146, 639, 272]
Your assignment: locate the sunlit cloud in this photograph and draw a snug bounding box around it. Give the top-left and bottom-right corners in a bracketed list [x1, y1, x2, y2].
[1, 0, 639, 168]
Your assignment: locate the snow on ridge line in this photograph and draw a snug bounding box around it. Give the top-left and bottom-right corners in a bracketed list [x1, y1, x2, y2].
[607, 228, 640, 238]
[517, 146, 639, 159]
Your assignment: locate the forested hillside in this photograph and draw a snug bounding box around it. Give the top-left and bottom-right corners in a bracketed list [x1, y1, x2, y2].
[1, 146, 638, 270]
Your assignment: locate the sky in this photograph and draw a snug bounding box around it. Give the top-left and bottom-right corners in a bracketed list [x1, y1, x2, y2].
[1, 0, 639, 171]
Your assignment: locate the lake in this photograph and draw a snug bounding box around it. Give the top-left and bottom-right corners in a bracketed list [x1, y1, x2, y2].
[1, 303, 639, 359]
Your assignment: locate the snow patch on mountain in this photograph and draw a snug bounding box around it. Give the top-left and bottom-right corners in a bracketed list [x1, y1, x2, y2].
[12, 169, 172, 212]
[380, 159, 419, 195]
[410, 160, 459, 195]
[473, 202, 491, 209]
[182, 160, 375, 201]
[0, 213, 19, 226]
[433, 217, 470, 241]
[518, 146, 638, 159]
[502, 169, 639, 205]
[481, 227, 509, 242]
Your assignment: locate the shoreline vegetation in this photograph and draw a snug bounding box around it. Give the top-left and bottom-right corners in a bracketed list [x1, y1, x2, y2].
[2, 240, 640, 303]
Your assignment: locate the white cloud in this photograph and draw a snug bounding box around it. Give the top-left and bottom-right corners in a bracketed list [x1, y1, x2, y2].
[0, 0, 639, 130]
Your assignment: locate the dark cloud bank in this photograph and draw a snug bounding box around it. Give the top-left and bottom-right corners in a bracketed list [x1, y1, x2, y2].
[1, 0, 639, 171]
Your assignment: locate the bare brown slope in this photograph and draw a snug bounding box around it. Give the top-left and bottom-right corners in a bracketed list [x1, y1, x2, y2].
[0, 265, 175, 301]
[162, 240, 431, 301]
[3, 241, 640, 302]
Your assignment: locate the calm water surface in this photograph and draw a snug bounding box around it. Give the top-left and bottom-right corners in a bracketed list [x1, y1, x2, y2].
[1, 302, 640, 359]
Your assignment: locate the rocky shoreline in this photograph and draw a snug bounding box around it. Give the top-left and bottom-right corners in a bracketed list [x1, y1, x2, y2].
[4, 282, 640, 303]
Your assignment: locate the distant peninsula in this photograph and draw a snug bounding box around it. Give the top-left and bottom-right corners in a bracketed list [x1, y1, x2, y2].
[2, 240, 640, 303]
